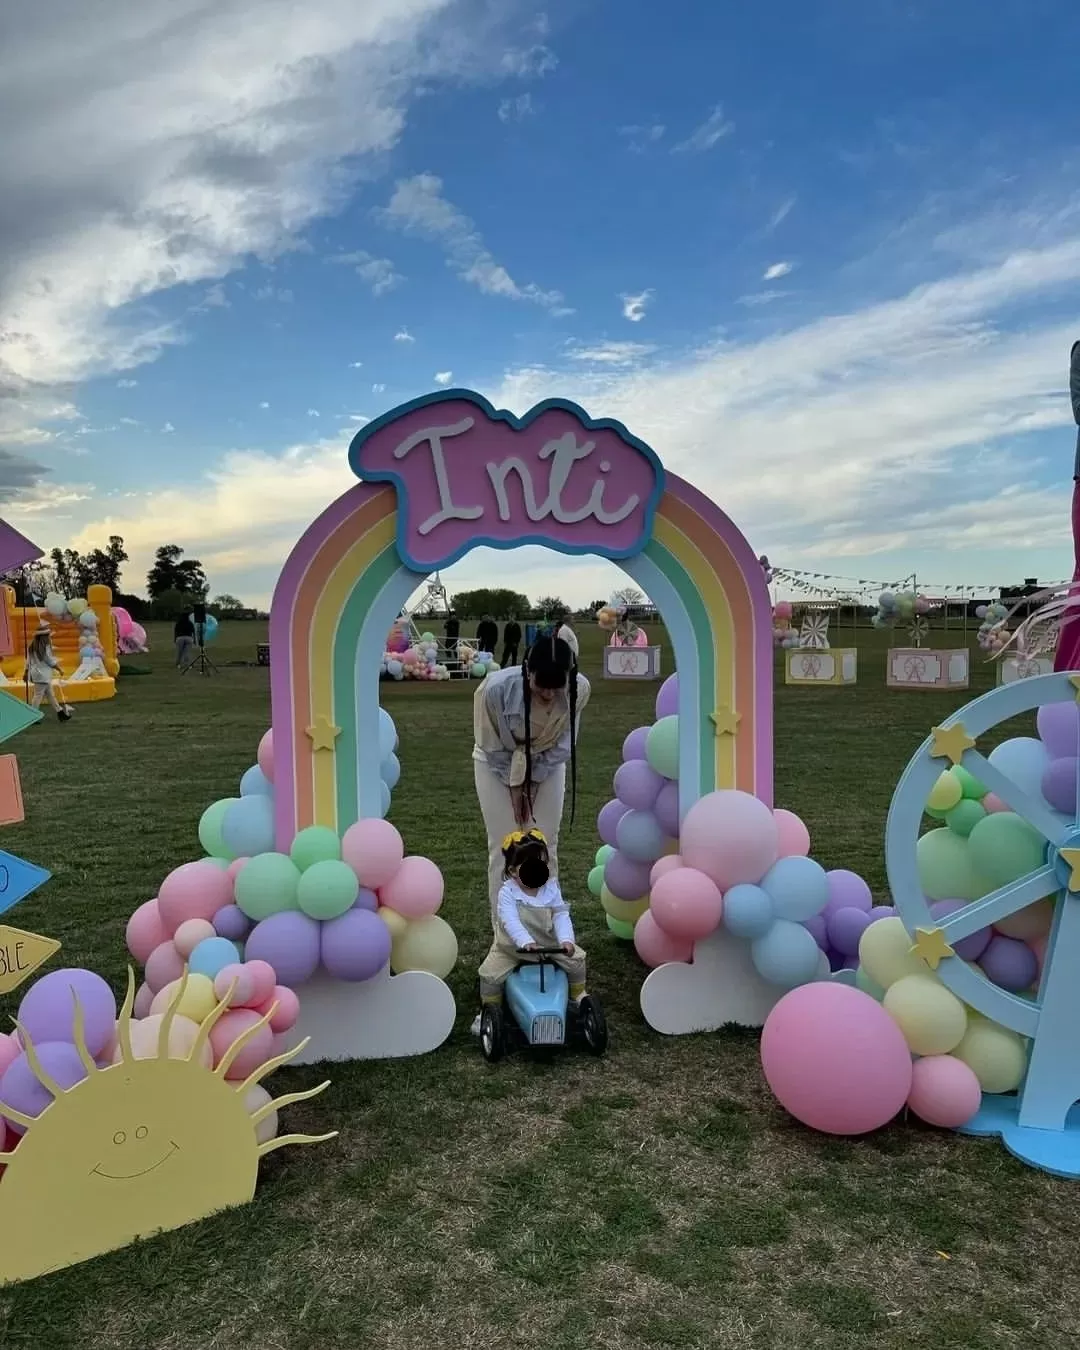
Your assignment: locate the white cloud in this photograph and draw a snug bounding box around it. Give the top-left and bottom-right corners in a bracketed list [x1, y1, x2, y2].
[307, 408, 320, 417]
[618, 124, 665, 153]
[196, 282, 230, 311]
[498, 93, 535, 123]
[116, 378, 138, 389]
[372, 382, 386, 393]
[568, 340, 656, 366]
[259, 401, 270, 409]
[763, 261, 793, 281]
[499, 44, 557, 78]
[349, 361, 364, 369]
[767, 197, 796, 232]
[434, 371, 453, 385]
[328, 250, 402, 296]
[737, 289, 789, 307]
[394, 327, 415, 343]
[161, 421, 175, 433]
[118, 416, 140, 426]
[379, 173, 566, 309]
[621, 289, 653, 322]
[673, 105, 734, 154]
[253, 285, 294, 303]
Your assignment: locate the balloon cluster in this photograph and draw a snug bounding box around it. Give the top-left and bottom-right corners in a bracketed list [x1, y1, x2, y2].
[456, 645, 499, 680]
[43, 593, 89, 621]
[382, 631, 451, 682]
[595, 604, 623, 631]
[113, 606, 149, 653]
[76, 608, 106, 666]
[975, 602, 1010, 653]
[772, 601, 798, 648]
[872, 590, 930, 629]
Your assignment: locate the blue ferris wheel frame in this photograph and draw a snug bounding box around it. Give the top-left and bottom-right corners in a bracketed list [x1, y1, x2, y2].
[886, 671, 1080, 1177]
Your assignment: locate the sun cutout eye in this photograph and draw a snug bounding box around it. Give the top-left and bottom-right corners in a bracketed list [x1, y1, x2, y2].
[113, 1131, 126, 1145]
[135, 1126, 148, 1140]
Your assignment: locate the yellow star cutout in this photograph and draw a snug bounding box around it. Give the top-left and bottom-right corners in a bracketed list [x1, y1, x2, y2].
[1060, 847, 1080, 891]
[929, 723, 975, 766]
[305, 715, 341, 752]
[710, 707, 741, 737]
[910, 926, 955, 971]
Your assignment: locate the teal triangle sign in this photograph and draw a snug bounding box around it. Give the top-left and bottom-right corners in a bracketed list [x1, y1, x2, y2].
[0, 692, 41, 746]
[0, 851, 50, 916]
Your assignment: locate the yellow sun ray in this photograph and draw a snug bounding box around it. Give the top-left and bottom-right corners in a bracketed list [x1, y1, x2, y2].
[13, 1019, 65, 1100]
[0, 1098, 36, 1130]
[158, 964, 190, 1060]
[117, 967, 136, 1065]
[187, 978, 237, 1066]
[214, 1002, 278, 1080]
[249, 1080, 331, 1128]
[233, 1036, 312, 1096]
[70, 991, 99, 1078]
[257, 1130, 338, 1157]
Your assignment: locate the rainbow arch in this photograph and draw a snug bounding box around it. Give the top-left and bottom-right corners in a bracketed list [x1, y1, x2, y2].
[270, 396, 773, 847]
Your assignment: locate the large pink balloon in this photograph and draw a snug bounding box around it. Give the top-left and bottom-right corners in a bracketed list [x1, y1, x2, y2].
[650, 855, 684, 886]
[760, 983, 913, 1135]
[157, 859, 234, 935]
[126, 899, 168, 964]
[209, 1009, 274, 1081]
[257, 729, 275, 783]
[633, 911, 693, 967]
[906, 1055, 982, 1128]
[649, 868, 723, 941]
[774, 809, 810, 858]
[378, 855, 444, 918]
[680, 791, 779, 890]
[342, 818, 405, 889]
[144, 940, 184, 993]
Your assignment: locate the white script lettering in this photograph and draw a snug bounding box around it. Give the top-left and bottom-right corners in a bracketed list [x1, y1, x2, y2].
[487, 433, 640, 525]
[393, 418, 483, 536]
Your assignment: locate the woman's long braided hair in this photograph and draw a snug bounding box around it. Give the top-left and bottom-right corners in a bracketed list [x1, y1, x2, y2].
[521, 634, 578, 827]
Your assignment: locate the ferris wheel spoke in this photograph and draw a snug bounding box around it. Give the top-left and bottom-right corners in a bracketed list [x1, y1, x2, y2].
[960, 751, 1068, 847]
[936, 865, 1061, 943]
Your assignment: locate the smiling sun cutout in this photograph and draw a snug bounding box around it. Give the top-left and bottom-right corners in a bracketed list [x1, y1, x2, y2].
[0, 969, 336, 1285]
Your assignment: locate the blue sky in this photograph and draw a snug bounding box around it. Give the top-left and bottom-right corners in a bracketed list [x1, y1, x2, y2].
[2, 0, 1080, 609]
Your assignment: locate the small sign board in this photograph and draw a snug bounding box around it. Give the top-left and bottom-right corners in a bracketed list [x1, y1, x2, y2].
[0, 925, 60, 995]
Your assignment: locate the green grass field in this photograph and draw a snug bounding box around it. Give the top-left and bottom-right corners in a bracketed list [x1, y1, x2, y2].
[0, 620, 1075, 1350]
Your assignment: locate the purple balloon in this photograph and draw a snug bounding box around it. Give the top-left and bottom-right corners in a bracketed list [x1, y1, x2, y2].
[603, 851, 652, 902]
[614, 760, 664, 811]
[622, 727, 649, 762]
[352, 887, 379, 912]
[823, 869, 872, 918]
[828, 906, 873, 957]
[320, 909, 391, 981]
[841, 955, 860, 971]
[1041, 758, 1078, 816]
[654, 781, 680, 837]
[17, 968, 117, 1059]
[1, 1043, 88, 1133]
[929, 900, 992, 961]
[827, 946, 846, 972]
[655, 673, 679, 721]
[615, 808, 666, 863]
[870, 905, 896, 921]
[246, 911, 321, 986]
[1037, 701, 1080, 759]
[979, 934, 1037, 992]
[597, 799, 630, 847]
[213, 904, 252, 942]
[803, 914, 828, 949]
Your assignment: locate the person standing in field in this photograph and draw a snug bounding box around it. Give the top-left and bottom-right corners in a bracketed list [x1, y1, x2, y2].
[476, 614, 499, 657]
[26, 624, 71, 721]
[174, 612, 195, 668]
[501, 615, 522, 668]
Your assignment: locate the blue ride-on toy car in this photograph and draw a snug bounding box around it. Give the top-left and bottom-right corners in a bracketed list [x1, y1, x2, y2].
[480, 947, 608, 1062]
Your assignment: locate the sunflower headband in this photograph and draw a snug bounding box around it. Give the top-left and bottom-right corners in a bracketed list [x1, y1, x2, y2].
[501, 828, 547, 853]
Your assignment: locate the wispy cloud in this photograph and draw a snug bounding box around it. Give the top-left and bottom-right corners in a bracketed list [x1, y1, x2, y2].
[253, 285, 294, 303]
[161, 422, 175, 434]
[763, 261, 793, 281]
[116, 378, 137, 388]
[568, 340, 656, 366]
[394, 327, 415, 344]
[307, 408, 320, 418]
[259, 401, 270, 409]
[673, 105, 734, 154]
[372, 382, 386, 394]
[619, 124, 665, 153]
[500, 44, 557, 78]
[434, 371, 453, 386]
[328, 251, 403, 297]
[348, 361, 364, 369]
[767, 197, 796, 232]
[737, 289, 790, 307]
[621, 290, 654, 323]
[498, 93, 536, 123]
[380, 174, 566, 310]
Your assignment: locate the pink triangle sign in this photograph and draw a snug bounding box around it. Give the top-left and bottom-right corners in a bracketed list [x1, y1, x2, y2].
[0, 520, 42, 573]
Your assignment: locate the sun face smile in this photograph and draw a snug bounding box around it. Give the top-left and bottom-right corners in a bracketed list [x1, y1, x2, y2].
[91, 1139, 179, 1181]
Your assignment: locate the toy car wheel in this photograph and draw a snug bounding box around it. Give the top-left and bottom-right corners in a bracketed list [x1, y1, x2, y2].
[479, 1005, 505, 1063]
[578, 996, 608, 1056]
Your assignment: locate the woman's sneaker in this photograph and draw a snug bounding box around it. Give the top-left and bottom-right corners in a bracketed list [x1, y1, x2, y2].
[58, 706, 72, 722]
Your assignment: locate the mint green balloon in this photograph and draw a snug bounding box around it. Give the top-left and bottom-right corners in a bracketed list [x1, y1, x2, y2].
[953, 766, 988, 801]
[290, 825, 341, 871]
[946, 799, 986, 838]
[297, 859, 359, 920]
[606, 914, 635, 940]
[595, 844, 615, 868]
[968, 813, 1047, 887]
[855, 964, 885, 1002]
[588, 865, 605, 897]
[199, 798, 239, 860]
[917, 827, 989, 901]
[645, 715, 679, 780]
[235, 852, 301, 920]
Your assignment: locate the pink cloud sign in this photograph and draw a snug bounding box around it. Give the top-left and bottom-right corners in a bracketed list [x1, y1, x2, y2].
[348, 391, 665, 571]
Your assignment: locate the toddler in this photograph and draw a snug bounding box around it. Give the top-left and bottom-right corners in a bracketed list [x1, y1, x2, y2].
[26, 624, 71, 721]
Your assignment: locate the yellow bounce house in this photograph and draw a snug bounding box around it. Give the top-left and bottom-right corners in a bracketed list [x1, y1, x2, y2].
[0, 584, 119, 703]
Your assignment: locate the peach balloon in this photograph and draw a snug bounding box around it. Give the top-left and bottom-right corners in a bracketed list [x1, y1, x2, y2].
[244, 960, 278, 1006]
[257, 728, 274, 783]
[157, 859, 234, 935]
[126, 899, 168, 964]
[994, 899, 1054, 942]
[341, 818, 404, 889]
[116, 1013, 212, 1065]
[214, 963, 255, 1007]
[774, 808, 811, 858]
[650, 855, 684, 886]
[173, 918, 216, 958]
[227, 856, 250, 882]
[209, 1009, 275, 1080]
[244, 1084, 278, 1145]
[906, 1054, 982, 1128]
[133, 983, 155, 1018]
[257, 985, 300, 1033]
[144, 940, 185, 993]
[633, 910, 694, 967]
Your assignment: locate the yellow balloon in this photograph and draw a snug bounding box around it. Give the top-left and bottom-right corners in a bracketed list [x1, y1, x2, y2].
[600, 887, 649, 924]
[149, 974, 217, 1024]
[378, 906, 409, 939]
[858, 917, 928, 989]
[391, 914, 459, 978]
[115, 1013, 212, 1065]
[244, 1084, 278, 1145]
[883, 974, 968, 1055]
[994, 899, 1054, 942]
[927, 770, 962, 813]
[954, 1019, 1028, 1093]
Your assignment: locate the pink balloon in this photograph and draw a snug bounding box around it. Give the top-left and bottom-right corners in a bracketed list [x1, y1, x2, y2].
[244, 960, 278, 1006]
[126, 899, 168, 964]
[158, 859, 235, 936]
[342, 818, 405, 889]
[0, 1033, 20, 1080]
[982, 793, 1008, 814]
[144, 940, 185, 993]
[680, 791, 779, 891]
[257, 729, 274, 784]
[649, 867, 723, 941]
[257, 986, 300, 1033]
[226, 856, 250, 882]
[214, 963, 256, 1007]
[209, 1009, 275, 1081]
[906, 1055, 982, 1128]
[378, 855, 444, 918]
[133, 983, 154, 1019]
[761, 983, 913, 1135]
[173, 918, 216, 958]
[774, 809, 810, 858]
[650, 855, 684, 886]
[633, 910, 694, 967]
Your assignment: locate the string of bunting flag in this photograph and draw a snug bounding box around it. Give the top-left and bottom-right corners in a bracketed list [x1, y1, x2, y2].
[772, 567, 1016, 602]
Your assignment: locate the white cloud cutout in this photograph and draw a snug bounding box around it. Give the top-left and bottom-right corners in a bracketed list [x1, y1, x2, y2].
[116, 378, 138, 389]
[379, 173, 566, 310]
[394, 327, 415, 343]
[328, 250, 403, 296]
[639, 931, 779, 1034]
[673, 105, 734, 154]
[763, 261, 793, 280]
[285, 968, 455, 1063]
[618, 124, 665, 152]
[621, 289, 653, 322]
[434, 370, 453, 385]
[498, 93, 536, 123]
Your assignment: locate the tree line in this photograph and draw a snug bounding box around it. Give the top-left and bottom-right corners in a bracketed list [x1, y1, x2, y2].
[439, 585, 648, 621]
